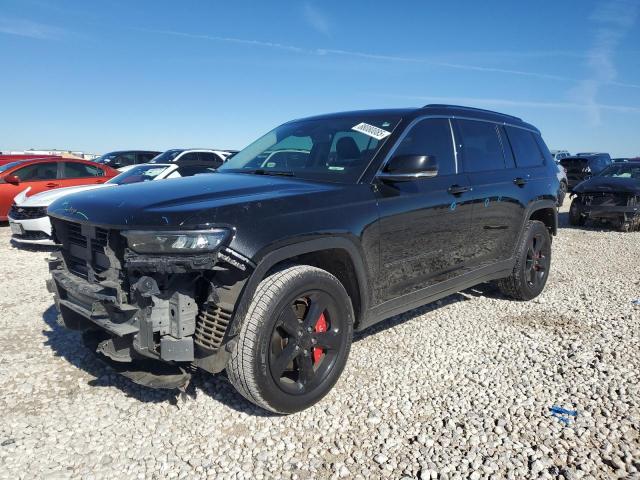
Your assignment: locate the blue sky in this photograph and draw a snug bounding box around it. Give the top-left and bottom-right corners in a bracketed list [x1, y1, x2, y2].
[1, 0, 639, 157]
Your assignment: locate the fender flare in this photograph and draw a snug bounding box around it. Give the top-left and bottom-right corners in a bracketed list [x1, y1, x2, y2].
[525, 199, 558, 234]
[513, 199, 558, 248]
[227, 237, 370, 337]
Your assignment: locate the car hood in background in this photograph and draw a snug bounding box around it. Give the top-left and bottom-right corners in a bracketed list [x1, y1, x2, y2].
[573, 176, 640, 195]
[15, 184, 114, 207]
[48, 172, 341, 228]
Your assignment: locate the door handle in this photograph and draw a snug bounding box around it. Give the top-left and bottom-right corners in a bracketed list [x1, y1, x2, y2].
[46, 183, 60, 188]
[513, 177, 527, 187]
[448, 184, 470, 195]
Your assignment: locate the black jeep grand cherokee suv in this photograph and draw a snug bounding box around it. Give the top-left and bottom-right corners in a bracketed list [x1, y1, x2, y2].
[47, 105, 558, 413]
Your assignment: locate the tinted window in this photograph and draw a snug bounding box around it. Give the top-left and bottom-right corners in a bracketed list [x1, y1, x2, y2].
[115, 153, 136, 167]
[177, 165, 217, 177]
[178, 152, 199, 162]
[589, 155, 611, 174]
[137, 153, 157, 163]
[505, 126, 545, 167]
[198, 152, 223, 167]
[149, 149, 183, 163]
[458, 119, 505, 172]
[393, 118, 456, 175]
[62, 162, 104, 178]
[13, 162, 58, 181]
[218, 115, 401, 183]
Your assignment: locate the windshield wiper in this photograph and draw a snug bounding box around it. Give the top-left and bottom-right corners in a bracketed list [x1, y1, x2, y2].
[241, 169, 295, 177]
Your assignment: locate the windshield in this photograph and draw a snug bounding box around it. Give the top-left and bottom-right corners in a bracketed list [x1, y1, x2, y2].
[598, 164, 640, 179]
[0, 161, 25, 173]
[94, 152, 119, 164]
[149, 149, 183, 163]
[107, 164, 170, 185]
[217, 115, 402, 183]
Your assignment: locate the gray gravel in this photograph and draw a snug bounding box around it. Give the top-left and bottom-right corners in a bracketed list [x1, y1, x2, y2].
[1, 206, 639, 479]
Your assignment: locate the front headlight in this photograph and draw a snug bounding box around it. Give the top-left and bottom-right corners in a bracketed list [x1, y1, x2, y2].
[122, 228, 230, 254]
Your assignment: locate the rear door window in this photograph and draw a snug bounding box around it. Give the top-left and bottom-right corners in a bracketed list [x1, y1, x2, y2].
[197, 152, 223, 167]
[178, 152, 199, 162]
[393, 118, 456, 175]
[457, 119, 506, 172]
[505, 126, 545, 167]
[61, 162, 105, 178]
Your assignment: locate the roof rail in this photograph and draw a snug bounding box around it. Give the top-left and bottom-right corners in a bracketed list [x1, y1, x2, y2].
[422, 104, 522, 121]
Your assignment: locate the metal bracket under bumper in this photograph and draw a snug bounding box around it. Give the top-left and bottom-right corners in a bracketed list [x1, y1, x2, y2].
[48, 269, 139, 337]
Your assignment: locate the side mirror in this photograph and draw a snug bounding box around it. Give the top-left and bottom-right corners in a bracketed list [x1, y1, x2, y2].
[378, 154, 438, 182]
[4, 174, 20, 185]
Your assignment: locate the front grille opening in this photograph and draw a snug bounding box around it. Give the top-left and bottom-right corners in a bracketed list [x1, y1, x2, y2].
[68, 255, 89, 279]
[194, 304, 232, 351]
[8, 206, 48, 220]
[51, 218, 121, 282]
[95, 227, 109, 246]
[585, 193, 635, 207]
[13, 230, 51, 240]
[67, 222, 86, 247]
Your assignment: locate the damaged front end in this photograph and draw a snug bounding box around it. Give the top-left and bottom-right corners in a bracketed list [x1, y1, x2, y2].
[574, 191, 640, 231]
[46, 217, 253, 388]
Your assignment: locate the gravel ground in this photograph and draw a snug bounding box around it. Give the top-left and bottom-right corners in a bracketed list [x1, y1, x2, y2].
[0, 205, 639, 480]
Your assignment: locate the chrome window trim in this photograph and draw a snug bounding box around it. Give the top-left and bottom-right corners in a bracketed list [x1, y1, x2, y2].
[374, 114, 540, 179]
[448, 118, 459, 173]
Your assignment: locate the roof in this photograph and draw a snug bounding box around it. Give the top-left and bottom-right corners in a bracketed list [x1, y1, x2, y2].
[4, 157, 97, 166]
[103, 150, 162, 155]
[291, 104, 538, 132]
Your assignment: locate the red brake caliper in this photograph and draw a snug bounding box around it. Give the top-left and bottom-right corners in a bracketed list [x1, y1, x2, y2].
[313, 312, 327, 364]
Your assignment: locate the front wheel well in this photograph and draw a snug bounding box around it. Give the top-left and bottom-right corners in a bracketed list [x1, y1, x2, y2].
[529, 207, 557, 236]
[265, 249, 362, 324]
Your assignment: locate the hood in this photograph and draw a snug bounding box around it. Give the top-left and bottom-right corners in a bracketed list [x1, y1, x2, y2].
[48, 172, 340, 227]
[15, 183, 113, 207]
[574, 176, 640, 195]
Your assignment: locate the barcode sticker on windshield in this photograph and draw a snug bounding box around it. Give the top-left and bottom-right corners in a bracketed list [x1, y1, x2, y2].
[351, 122, 391, 140]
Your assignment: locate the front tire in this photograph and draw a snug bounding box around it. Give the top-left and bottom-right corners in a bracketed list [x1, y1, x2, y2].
[569, 198, 586, 226]
[227, 265, 354, 414]
[498, 220, 551, 301]
[557, 181, 568, 207]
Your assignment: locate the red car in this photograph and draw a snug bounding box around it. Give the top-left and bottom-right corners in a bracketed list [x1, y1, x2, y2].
[0, 154, 63, 166]
[0, 158, 118, 220]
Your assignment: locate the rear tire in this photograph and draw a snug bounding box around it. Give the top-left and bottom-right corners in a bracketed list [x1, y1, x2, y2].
[498, 220, 551, 301]
[227, 265, 354, 414]
[569, 198, 586, 226]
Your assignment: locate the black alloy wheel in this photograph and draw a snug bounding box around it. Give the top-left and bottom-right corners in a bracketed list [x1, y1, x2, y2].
[227, 265, 354, 414]
[524, 232, 549, 290]
[269, 291, 344, 395]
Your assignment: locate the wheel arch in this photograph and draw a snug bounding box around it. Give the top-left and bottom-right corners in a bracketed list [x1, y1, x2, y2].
[526, 200, 558, 236]
[228, 238, 370, 338]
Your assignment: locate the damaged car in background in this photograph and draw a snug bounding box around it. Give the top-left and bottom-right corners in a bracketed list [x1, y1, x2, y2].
[569, 160, 640, 231]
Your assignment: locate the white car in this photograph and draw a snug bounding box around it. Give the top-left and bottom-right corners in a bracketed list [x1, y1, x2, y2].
[8, 163, 216, 245]
[147, 149, 234, 170]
